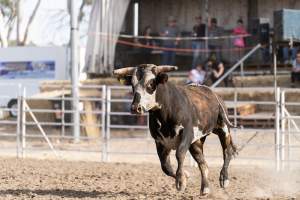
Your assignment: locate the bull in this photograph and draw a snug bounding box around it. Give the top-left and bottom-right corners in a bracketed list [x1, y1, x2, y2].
[113, 64, 237, 195]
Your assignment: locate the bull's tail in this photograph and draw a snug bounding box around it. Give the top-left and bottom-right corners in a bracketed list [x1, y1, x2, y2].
[214, 92, 237, 129]
[190, 84, 238, 129]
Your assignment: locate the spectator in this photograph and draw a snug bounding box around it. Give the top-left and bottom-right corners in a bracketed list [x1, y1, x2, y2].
[260, 25, 271, 64]
[192, 16, 206, 68]
[291, 50, 300, 87]
[160, 16, 180, 65]
[187, 63, 206, 85]
[139, 26, 154, 64]
[232, 19, 248, 61]
[283, 45, 298, 65]
[206, 57, 225, 84]
[208, 18, 223, 62]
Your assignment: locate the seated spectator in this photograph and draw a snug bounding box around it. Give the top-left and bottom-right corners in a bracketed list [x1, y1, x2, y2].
[187, 63, 206, 85]
[291, 50, 300, 87]
[206, 57, 225, 84]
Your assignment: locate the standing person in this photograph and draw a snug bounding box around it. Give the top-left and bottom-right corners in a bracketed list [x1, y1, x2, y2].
[208, 18, 223, 62]
[192, 16, 206, 68]
[232, 19, 248, 61]
[160, 16, 180, 65]
[283, 45, 298, 64]
[291, 50, 300, 87]
[139, 26, 154, 64]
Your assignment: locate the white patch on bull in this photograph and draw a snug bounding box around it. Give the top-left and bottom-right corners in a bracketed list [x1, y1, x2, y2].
[222, 125, 229, 137]
[134, 71, 162, 112]
[175, 124, 184, 135]
[204, 167, 209, 178]
[192, 126, 208, 143]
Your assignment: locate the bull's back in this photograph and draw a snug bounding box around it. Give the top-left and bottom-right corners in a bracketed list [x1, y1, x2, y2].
[184, 84, 222, 129]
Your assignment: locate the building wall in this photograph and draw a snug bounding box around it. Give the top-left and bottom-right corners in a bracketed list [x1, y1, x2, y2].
[135, 0, 300, 34]
[257, 0, 300, 27]
[139, 0, 248, 34]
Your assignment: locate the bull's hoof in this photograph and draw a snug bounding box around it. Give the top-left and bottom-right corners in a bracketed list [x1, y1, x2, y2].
[220, 179, 230, 188]
[200, 187, 210, 196]
[175, 171, 189, 191]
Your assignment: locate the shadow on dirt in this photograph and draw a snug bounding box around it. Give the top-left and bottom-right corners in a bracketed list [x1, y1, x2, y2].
[0, 189, 133, 198]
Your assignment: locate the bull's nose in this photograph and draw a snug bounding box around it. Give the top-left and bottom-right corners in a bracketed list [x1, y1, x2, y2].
[131, 104, 143, 114]
[136, 105, 142, 113]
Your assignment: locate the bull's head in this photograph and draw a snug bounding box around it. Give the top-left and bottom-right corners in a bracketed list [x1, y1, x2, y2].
[113, 64, 178, 114]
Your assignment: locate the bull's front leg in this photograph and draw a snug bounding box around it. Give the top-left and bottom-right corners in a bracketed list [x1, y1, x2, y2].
[175, 126, 193, 191]
[155, 141, 176, 178]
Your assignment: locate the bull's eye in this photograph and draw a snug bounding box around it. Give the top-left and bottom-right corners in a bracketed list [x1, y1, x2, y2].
[146, 79, 156, 94]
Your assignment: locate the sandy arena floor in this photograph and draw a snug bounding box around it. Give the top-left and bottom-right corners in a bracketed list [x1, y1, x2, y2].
[0, 158, 299, 200]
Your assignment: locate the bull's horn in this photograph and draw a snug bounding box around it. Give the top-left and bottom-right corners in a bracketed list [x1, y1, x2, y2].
[155, 65, 178, 74]
[113, 67, 136, 77]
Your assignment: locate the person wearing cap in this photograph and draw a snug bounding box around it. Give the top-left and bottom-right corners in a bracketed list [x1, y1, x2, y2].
[160, 16, 180, 65]
[192, 16, 206, 68]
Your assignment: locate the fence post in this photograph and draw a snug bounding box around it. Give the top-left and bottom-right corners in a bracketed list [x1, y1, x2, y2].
[61, 86, 65, 137]
[233, 88, 238, 141]
[280, 90, 286, 170]
[287, 106, 291, 170]
[275, 87, 281, 171]
[104, 86, 111, 162]
[21, 88, 26, 158]
[16, 84, 22, 158]
[101, 85, 107, 162]
[240, 61, 244, 77]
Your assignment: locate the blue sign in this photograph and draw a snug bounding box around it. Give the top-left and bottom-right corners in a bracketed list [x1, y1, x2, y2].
[0, 61, 55, 79]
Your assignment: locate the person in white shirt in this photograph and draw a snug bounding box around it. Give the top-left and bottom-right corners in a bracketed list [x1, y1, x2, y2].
[187, 63, 206, 84]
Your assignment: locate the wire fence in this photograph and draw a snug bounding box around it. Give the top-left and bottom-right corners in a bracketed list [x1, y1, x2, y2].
[0, 84, 299, 170]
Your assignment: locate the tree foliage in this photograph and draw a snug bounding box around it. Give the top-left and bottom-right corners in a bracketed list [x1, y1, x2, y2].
[0, 0, 93, 47]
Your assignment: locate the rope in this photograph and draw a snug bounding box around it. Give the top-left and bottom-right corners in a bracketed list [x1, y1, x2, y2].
[236, 131, 259, 153]
[116, 39, 255, 53]
[89, 31, 251, 41]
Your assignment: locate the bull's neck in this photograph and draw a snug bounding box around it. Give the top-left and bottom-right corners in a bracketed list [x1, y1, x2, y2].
[151, 82, 181, 122]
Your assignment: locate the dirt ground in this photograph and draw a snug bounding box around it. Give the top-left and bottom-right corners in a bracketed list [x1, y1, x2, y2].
[0, 158, 299, 200]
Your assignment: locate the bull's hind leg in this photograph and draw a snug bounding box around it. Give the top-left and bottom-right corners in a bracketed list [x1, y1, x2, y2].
[155, 142, 176, 178]
[189, 137, 210, 195]
[213, 126, 237, 188]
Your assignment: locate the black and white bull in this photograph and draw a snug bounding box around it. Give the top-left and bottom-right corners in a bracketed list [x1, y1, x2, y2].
[113, 64, 237, 195]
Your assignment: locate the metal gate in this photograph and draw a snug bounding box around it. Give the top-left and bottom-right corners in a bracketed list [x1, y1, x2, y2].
[277, 88, 300, 170]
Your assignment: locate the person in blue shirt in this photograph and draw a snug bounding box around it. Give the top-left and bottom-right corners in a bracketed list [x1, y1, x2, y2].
[291, 50, 300, 87]
[160, 16, 180, 65]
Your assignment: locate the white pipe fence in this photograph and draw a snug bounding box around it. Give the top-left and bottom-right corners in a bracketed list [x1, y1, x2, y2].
[0, 84, 299, 170]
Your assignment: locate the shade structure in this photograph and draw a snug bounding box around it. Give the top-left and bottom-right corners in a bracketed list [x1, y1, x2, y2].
[85, 0, 130, 75]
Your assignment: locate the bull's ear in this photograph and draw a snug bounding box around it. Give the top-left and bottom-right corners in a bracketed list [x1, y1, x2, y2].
[118, 76, 132, 85]
[156, 73, 168, 84]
